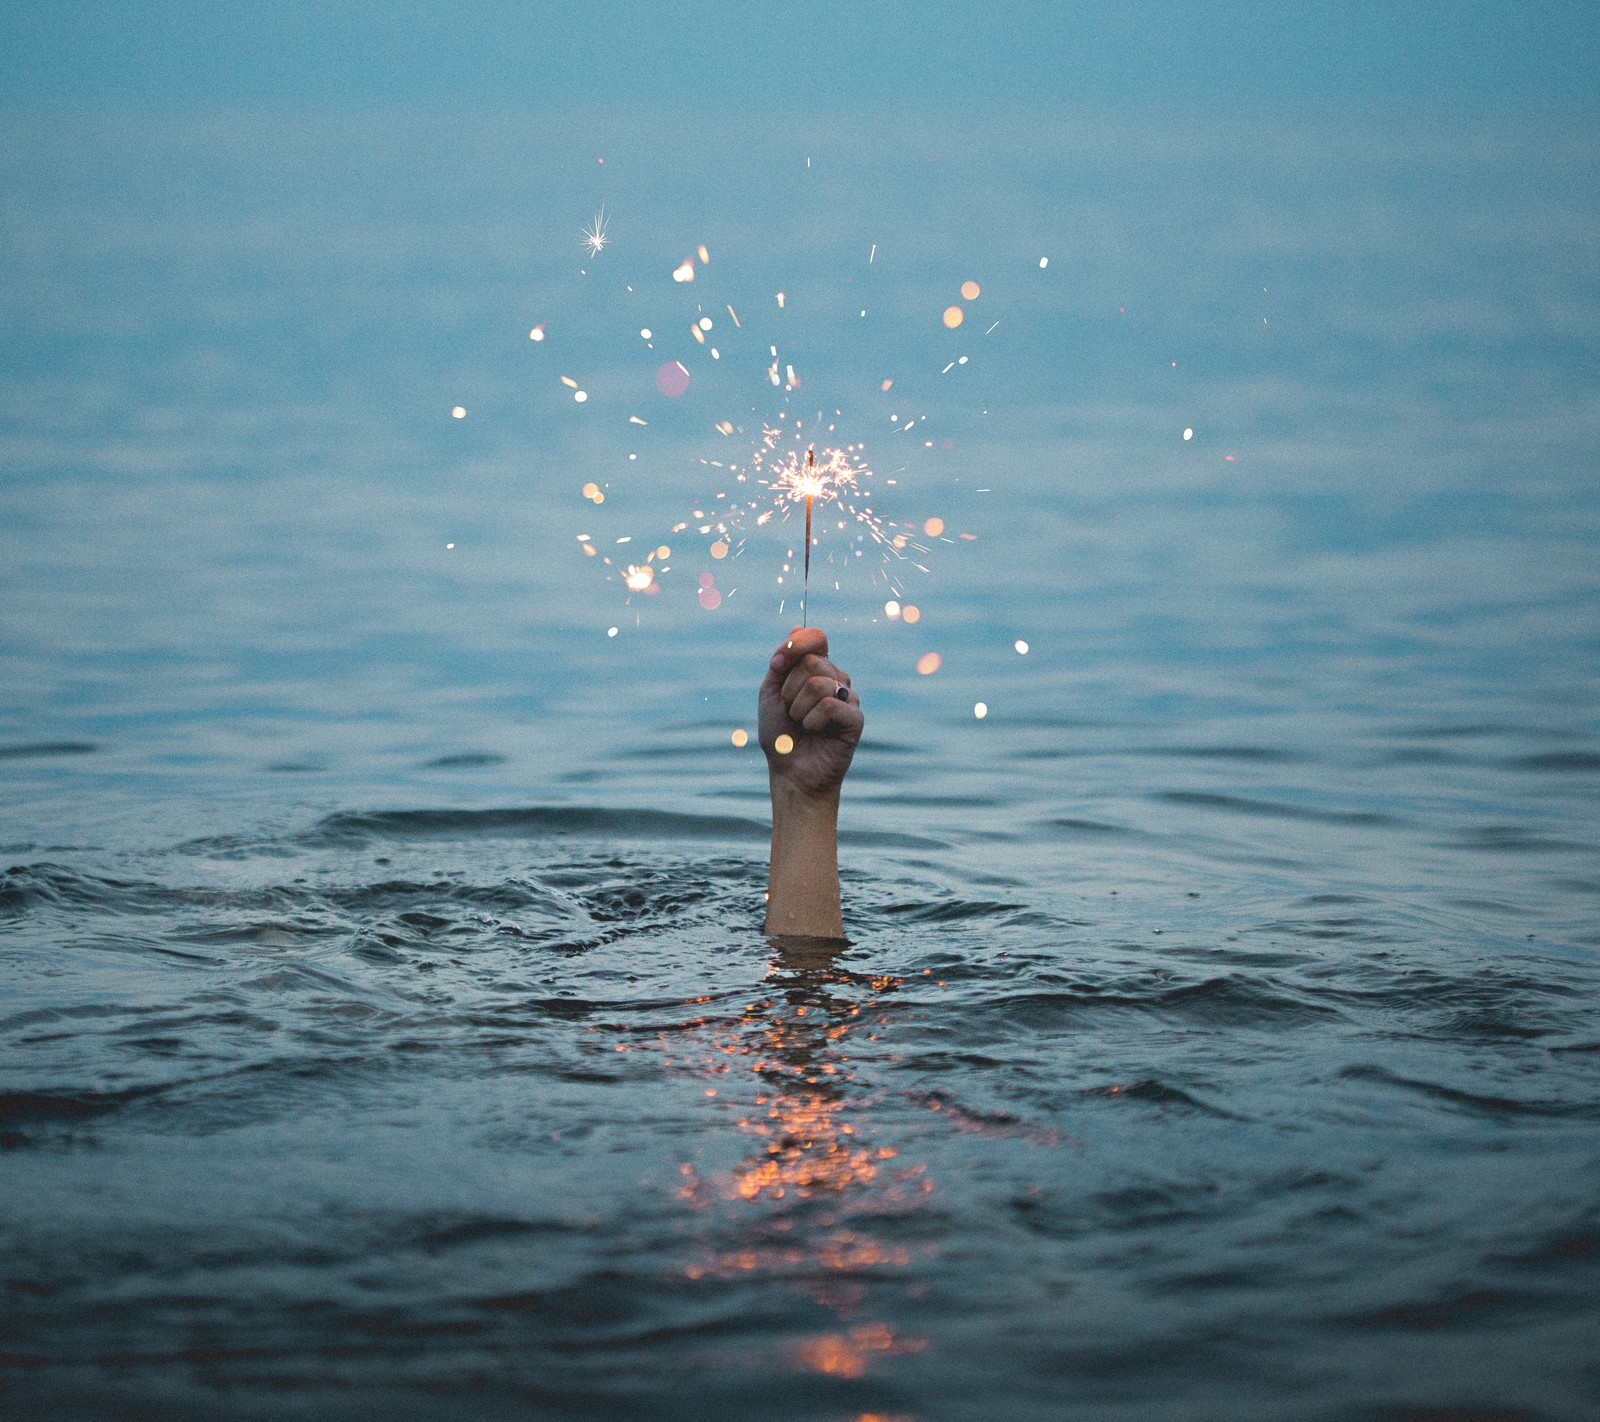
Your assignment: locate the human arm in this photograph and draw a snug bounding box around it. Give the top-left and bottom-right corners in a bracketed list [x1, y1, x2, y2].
[758, 626, 864, 938]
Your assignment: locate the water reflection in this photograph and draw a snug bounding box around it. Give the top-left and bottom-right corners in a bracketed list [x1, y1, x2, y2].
[674, 936, 930, 1389]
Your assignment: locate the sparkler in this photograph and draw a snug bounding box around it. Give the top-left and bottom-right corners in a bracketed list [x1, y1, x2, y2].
[773, 443, 850, 626]
[559, 223, 984, 621]
[671, 422, 921, 619]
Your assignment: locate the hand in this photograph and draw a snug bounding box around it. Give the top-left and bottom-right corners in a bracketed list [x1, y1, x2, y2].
[758, 626, 864, 802]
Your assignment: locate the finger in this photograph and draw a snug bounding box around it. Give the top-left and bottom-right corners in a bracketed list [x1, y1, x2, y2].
[789, 673, 856, 727]
[800, 692, 865, 736]
[768, 626, 830, 676]
[782, 654, 847, 708]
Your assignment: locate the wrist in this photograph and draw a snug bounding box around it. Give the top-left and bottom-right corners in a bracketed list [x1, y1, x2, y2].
[769, 773, 841, 822]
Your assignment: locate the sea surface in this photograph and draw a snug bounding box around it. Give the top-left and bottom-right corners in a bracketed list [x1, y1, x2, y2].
[2, 106, 1599, 1420]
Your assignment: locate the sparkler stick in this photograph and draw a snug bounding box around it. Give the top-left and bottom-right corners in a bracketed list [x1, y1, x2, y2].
[801, 447, 814, 627]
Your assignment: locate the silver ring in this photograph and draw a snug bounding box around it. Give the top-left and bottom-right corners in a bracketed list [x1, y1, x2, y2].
[834, 682, 849, 701]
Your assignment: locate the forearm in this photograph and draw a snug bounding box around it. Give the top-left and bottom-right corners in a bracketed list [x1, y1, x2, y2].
[764, 777, 842, 938]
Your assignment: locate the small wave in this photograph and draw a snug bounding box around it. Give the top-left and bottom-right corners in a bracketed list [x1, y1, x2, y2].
[1083, 1077, 1243, 1119]
[1371, 747, 1468, 766]
[1145, 745, 1303, 762]
[403, 1213, 571, 1252]
[1338, 1285, 1539, 1332]
[1388, 722, 1520, 740]
[954, 976, 1339, 1029]
[1038, 816, 1144, 837]
[0, 740, 97, 761]
[1252, 915, 1401, 942]
[907, 1090, 1068, 1141]
[1155, 792, 1400, 826]
[1338, 1064, 1596, 1119]
[1507, 752, 1600, 772]
[1091, 1178, 1234, 1227]
[1451, 825, 1590, 854]
[421, 753, 508, 768]
[0, 863, 189, 917]
[0, 1090, 132, 1127]
[305, 806, 772, 846]
[877, 897, 1024, 924]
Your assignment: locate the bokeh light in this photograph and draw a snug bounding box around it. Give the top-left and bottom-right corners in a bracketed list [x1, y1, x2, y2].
[942, 306, 964, 329]
[656, 360, 691, 397]
[916, 652, 942, 675]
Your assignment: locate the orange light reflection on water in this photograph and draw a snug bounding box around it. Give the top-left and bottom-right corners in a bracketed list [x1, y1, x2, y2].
[666, 940, 932, 1383]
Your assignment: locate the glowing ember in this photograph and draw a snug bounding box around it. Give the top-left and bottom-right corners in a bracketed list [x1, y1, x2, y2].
[923, 517, 944, 537]
[916, 652, 941, 675]
[974, 702, 988, 718]
[450, 406, 466, 418]
[942, 306, 964, 329]
[1014, 639, 1029, 655]
[623, 565, 655, 592]
[774, 733, 794, 755]
[731, 728, 749, 747]
[961, 280, 981, 300]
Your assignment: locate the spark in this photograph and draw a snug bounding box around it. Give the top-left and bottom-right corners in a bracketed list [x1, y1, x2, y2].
[581, 205, 611, 257]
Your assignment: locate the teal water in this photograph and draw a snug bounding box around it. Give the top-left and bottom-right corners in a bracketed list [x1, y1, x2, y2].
[2, 107, 1598, 1420]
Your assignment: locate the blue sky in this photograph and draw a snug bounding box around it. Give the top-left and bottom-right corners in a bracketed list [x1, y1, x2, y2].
[2, 1, 1596, 110]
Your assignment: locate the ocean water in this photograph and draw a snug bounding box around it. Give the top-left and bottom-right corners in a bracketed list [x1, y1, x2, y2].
[2, 106, 1599, 1420]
